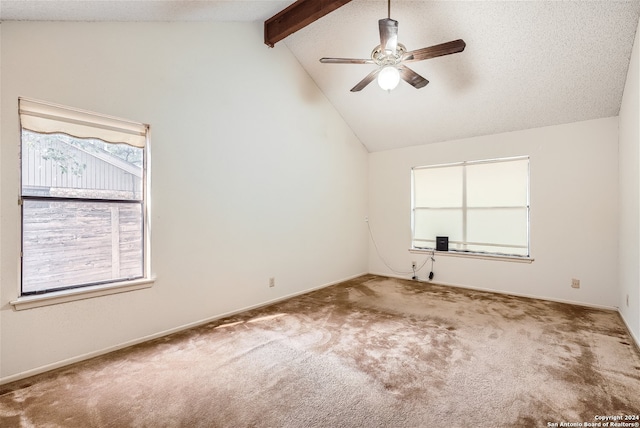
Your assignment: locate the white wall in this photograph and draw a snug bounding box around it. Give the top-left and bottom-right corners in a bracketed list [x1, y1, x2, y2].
[369, 118, 619, 308]
[619, 17, 640, 343]
[0, 22, 369, 382]
[0, 22, 3, 383]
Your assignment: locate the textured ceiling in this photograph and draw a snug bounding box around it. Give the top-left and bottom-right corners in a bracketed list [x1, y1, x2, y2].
[2, 0, 639, 152]
[286, 0, 640, 151]
[0, 0, 293, 21]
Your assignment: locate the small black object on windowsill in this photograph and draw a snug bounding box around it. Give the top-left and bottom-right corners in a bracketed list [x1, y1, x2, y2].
[436, 236, 449, 252]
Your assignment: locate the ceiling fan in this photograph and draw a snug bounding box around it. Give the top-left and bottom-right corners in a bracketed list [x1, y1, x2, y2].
[319, 0, 466, 92]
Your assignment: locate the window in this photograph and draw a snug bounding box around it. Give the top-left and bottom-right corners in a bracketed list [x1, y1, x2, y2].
[411, 156, 530, 257]
[19, 98, 149, 295]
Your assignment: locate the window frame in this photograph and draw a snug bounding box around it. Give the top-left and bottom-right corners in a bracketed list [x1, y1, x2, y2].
[12, 98, 153, 308]
[411, 156, 531, 259]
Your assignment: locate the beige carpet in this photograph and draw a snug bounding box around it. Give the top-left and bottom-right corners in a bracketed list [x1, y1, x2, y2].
[1, 275, 639, 427]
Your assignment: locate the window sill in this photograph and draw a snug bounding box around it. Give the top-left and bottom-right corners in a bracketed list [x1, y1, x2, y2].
[409, 248, 534, 264]
[10, 277, 155, 311]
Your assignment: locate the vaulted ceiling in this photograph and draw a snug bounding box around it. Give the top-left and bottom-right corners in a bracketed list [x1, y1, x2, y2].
[2, 0, 639, 152]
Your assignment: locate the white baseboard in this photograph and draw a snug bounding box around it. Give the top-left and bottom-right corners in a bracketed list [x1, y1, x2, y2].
[5, 271, 632, 386]
[0, 272, 367, 386]
[375, 271, 640, 352]
[618, 310, 640, 351]
[369, 271, 618, 311]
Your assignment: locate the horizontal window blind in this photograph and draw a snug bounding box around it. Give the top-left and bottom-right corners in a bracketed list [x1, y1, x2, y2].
[19, 97, 147, 148]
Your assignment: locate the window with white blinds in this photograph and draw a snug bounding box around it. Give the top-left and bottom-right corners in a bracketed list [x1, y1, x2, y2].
[412, 156, 530, 257]
[19, 98, 149, 295]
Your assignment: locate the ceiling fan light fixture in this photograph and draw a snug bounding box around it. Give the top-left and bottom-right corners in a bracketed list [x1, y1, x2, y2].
[377, 65, 400, 91]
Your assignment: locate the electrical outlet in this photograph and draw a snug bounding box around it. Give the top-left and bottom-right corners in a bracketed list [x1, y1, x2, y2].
[571, 278, 580, 289]
[269, 277, 275, 288]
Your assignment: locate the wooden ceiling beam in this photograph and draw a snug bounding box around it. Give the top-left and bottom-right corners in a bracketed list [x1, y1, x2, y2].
[264, 0, 353, 47]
